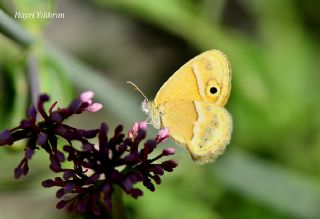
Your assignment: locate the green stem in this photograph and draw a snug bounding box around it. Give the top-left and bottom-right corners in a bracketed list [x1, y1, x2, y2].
[0, 9, 34, 48]
[27, 53, 39, 106]
[111, 186, 127, 219]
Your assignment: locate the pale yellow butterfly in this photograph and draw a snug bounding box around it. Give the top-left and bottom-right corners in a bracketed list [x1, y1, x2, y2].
[129, 50, 232, 164]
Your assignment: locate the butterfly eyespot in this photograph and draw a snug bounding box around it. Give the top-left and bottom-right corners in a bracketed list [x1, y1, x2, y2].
[210, 87, 217, 94]
[206, 80, 220, 99]
[210, 120, 219, 127]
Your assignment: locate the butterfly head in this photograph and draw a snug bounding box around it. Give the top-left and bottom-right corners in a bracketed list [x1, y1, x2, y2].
[141, 99, 151, 114]
[141, 99, 161, 129]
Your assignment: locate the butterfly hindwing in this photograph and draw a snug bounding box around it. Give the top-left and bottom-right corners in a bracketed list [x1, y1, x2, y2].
[160, 100, 232, 163]
[189, 101, 232, 164]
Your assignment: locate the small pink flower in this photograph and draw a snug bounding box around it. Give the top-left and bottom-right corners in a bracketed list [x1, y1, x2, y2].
[80, 91, 103, 112]
[156, 127, 170, 143]
[128, 121, 147, 139]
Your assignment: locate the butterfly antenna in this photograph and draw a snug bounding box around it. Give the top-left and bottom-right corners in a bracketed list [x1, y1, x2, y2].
[126, 81, 149, 101]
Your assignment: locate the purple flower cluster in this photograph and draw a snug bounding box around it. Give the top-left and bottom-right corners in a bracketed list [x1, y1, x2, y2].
[0, 92, 178, 215]
[0, 92, 100, 178]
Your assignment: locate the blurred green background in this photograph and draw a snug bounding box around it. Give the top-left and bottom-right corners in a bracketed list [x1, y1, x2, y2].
[1, 0, 320, 218]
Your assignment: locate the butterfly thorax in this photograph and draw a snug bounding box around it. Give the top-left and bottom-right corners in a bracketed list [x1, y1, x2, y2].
[141, 99, 162, 129]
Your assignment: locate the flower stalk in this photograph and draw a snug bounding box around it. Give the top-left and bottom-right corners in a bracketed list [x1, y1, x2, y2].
[112, 186, 126, 219]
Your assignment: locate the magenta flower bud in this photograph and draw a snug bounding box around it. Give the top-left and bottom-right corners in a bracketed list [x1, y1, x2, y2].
[0, 130, 13, 145]
[27, 106, 37, 120]
[162, 147, 176, 156]
[139, 121, 147, 130]
[129, 122, 139, 138]
[42, 179, 55, 188]
[37, 132, 48, 145]
[64, 182, 75, 193]
[80, 91, 103, 112]
[56, 188, 66, 198]
[85, 103, 103, 112]
[151, 174, 161, 184]
[156, 127, 170, 143]
[143, 180, 155, 191]
[56, 200, 69, 209]
[152, 166, 164, 175]
[131, 188, 143, 198]
[25, 147, 35, 159]
[128, 121, 147, 139]
[161, 160, 178, 172]
[14, 167, 22, 179]
[80, 90, 94, 103]
[63, 170, 73, 180]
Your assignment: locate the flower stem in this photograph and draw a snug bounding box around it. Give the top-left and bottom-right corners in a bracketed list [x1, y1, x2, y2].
[111, 186, 127, 219]
[27, 54, 40, 107]
[0, 9, 34, 48]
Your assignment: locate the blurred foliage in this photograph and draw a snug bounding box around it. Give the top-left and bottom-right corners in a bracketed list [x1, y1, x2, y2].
[1, 0, 320, 219]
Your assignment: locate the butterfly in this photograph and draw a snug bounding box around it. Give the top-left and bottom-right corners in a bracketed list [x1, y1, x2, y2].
[128, 50, 232, 164]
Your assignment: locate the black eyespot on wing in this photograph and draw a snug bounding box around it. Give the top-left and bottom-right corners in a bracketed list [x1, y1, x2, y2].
[210, 87, 217, 94]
